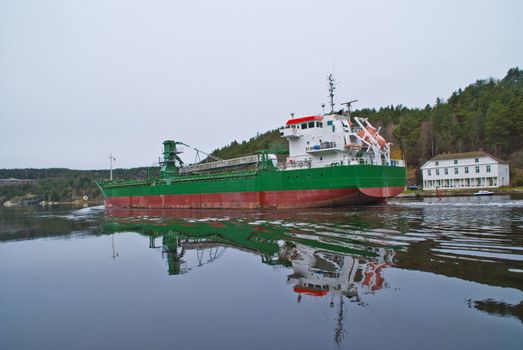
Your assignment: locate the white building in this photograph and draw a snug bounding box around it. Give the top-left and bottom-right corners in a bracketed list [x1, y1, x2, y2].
[421, 151, 510, 190]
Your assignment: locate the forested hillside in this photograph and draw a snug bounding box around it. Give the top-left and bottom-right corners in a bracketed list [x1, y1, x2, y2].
[360, 67, 523, 167]
[209, 129, 288, 160]
[0, 168, 150, 203]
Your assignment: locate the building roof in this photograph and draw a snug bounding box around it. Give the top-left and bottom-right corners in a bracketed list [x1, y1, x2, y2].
[425, 151, 507, 164]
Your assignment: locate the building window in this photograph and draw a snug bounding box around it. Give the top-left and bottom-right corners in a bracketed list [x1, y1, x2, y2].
[454, 168, 458, 175]
[316, 122, 323, 128]
[435, 161, 439, 166]
[444, 168, 448, 175]
[475, 158, 479, 163]
[465, 167, 469, 174]
[486, 165, 491, 173]
[301, 123, 308, 129]
[454, 160, 458, 164]
[428, 169, 431, 176]
[475, 166, 480, 173]
[436, 169, 440, 175]
[308, 122, 315, 128]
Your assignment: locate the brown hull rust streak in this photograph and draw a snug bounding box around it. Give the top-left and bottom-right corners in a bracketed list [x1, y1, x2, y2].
[104, 187, 404, 209]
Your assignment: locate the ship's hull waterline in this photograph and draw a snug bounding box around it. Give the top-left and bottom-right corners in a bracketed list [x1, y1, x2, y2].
[104, 186, 404, 209]
[99, 165, 406, 209]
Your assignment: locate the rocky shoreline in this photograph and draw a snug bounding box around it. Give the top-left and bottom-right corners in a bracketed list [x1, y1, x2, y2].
[3, 194, 102, 207]
[398, 187, 523, 198]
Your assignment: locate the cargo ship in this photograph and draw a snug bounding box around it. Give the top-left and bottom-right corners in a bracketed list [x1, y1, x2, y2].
[97, 76, 406, 209]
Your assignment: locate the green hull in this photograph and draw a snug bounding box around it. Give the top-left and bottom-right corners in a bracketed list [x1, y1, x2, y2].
[97, 165, 406, 209]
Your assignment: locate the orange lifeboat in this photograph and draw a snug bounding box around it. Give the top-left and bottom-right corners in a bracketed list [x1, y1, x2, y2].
[358, 127, 387, 149]
[376, 134, 386, 149]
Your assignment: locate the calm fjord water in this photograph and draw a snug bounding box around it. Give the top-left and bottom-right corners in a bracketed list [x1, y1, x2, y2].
[1, 196, 522, 349]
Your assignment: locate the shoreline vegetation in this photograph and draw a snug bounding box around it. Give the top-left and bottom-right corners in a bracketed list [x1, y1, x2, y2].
[2, 68, 522, 206]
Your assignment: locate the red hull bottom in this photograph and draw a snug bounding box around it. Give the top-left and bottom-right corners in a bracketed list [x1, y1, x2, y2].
[104, 187, 404, 209]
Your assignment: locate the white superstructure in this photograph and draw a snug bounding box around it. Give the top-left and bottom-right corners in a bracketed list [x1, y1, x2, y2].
[280, 113, 404, 169]
[284, 243, 394, 298]
[279, 75, 404, 170]
[421, 151, 510, 190]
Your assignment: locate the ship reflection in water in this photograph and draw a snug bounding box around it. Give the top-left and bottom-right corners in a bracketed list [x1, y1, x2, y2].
[103, 208, 396, 295]
[103, 208, 399, 345]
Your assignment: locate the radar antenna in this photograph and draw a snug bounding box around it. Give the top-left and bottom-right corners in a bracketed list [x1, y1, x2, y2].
[341, 99, 358, 114]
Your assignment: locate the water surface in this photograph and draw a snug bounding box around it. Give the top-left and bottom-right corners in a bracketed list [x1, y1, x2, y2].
[1, 196, 522, 349]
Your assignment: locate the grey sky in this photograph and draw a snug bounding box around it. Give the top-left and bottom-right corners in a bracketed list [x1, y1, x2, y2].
[1, 0, 522, 169]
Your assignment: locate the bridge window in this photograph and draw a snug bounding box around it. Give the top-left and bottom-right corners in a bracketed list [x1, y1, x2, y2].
[301, 123, 308, 129]
[308, 122, 315, 128]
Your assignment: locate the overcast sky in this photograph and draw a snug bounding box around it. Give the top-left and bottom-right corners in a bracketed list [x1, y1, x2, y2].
[1, 0, 522, 169]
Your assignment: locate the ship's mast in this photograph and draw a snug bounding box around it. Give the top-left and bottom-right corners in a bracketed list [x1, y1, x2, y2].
[328, 74, 337, 113]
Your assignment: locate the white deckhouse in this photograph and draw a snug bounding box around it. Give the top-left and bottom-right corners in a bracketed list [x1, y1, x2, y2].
[421, 151, 510, 190]
[278, 74, 404, 170]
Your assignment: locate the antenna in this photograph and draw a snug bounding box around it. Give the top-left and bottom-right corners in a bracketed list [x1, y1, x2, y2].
[327, 74, 338, 113]
[341, 99, 358, 114]
[108, 153, 116, 181]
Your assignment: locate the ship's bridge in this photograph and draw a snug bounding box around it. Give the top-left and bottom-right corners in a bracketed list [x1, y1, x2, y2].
[280, 113, 404, 169]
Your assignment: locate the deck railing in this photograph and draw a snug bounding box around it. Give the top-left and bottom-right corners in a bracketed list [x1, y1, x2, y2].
[305, 141, 337, 152]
